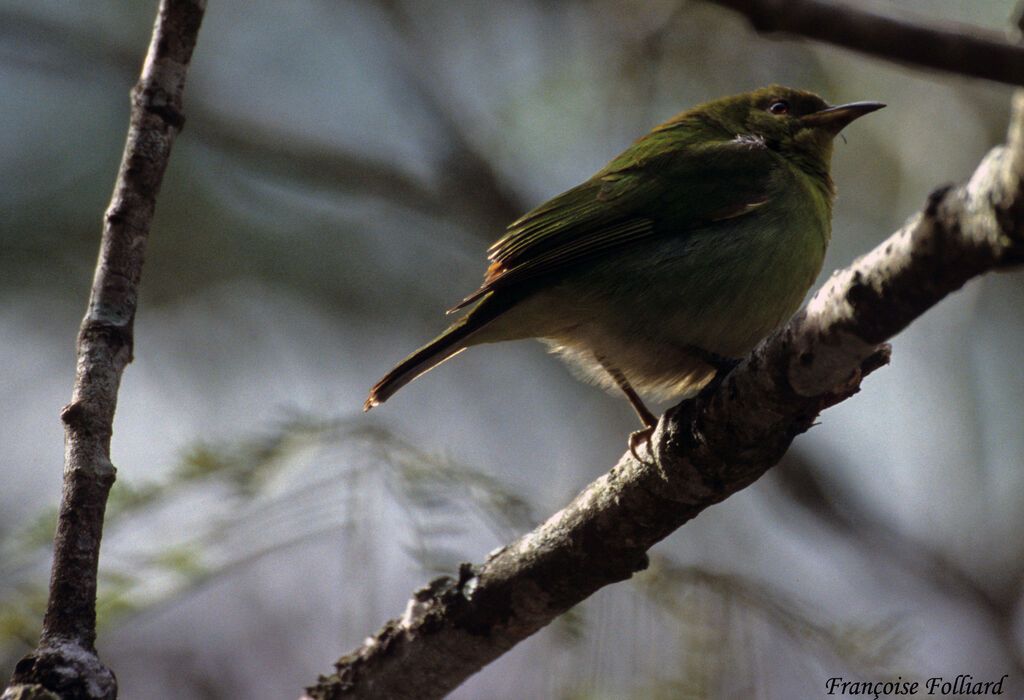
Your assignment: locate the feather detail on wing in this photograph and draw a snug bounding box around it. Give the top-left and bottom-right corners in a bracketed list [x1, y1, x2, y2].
[449, 134, 777, 313]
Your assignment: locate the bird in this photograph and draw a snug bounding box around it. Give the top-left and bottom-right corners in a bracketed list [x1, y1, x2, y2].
[364, 86, 883, 445]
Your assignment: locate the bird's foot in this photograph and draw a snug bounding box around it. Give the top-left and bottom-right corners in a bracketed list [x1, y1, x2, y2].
[628, 425, 655, 462]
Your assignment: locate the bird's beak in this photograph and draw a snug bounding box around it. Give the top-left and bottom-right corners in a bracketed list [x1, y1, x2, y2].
[801, 101, 885, 135]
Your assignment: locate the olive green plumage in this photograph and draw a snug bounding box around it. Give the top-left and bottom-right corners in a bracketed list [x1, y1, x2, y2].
[365, 86, 883, 424]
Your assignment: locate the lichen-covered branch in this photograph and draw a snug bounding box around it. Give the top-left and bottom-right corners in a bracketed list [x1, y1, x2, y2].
[4, 2, 206, 699]
[307, 92, 1024, 700]
[703, 0, 1024, 87]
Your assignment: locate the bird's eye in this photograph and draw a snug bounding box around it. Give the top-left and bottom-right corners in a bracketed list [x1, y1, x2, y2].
[768, 100, 789, 115]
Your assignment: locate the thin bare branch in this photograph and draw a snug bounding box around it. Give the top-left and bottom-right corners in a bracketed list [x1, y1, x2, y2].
[5, 2, 206, 698]
[703, 0, 1024, 86]
[307, 92, 1024, 699]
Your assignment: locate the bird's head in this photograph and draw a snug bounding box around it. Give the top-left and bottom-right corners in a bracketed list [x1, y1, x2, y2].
[686, 85, 884, 177]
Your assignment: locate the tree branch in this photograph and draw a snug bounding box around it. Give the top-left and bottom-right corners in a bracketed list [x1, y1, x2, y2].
[702, 0, 1024, 87]
[5, 2, 205, 698]
[306, 92, 1024, 699]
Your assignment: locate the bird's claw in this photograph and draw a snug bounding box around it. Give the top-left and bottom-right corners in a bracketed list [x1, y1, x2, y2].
[628, 426, 655, 461]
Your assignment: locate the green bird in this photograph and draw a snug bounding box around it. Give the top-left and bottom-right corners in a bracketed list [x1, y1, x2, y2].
[364, 86, 883, 439]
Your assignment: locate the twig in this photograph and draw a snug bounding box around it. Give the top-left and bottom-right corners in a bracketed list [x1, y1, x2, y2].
[4, 2, 205, 698]
[703, 0, 1024, 86]
[306, 92, 1024, 699]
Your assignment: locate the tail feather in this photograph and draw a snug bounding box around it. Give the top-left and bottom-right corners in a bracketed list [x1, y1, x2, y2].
[364, 294, 506, 411]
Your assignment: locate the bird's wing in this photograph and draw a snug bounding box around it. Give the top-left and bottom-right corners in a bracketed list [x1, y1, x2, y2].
[450, 134, 778, 312]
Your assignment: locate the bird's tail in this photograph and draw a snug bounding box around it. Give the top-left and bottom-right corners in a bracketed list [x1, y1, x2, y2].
[363, 293, 508, 411]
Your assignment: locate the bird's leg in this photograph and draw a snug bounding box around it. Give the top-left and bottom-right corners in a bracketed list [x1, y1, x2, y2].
[597, 357, 657, 427]
[595, 355, 656, 460]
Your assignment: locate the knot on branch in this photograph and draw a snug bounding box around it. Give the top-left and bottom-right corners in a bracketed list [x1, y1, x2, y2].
[9, 641, 117, 700]
[814, 344, 892, 412]
[60, 402, 111, 443]
[653, 384, 796, 505]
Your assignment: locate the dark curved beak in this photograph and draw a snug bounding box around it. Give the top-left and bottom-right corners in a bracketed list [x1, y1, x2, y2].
[802, 101, 886, 135]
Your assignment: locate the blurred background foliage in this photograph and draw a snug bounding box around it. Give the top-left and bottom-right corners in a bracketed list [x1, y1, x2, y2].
[2, 1, 1023, 697]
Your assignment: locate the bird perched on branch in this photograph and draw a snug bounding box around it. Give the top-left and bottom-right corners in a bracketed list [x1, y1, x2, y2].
[365, 86, 883, 447]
